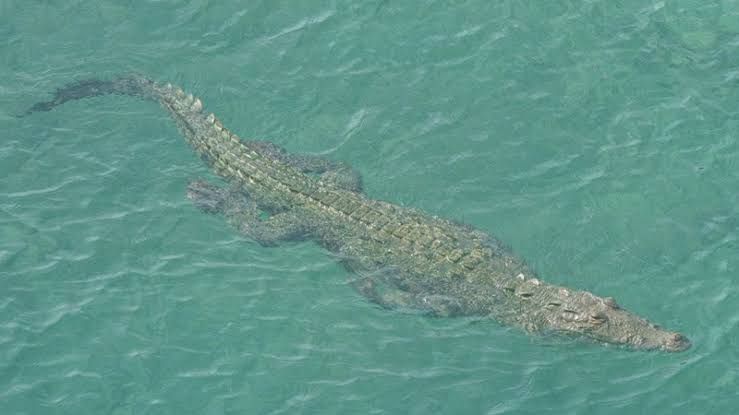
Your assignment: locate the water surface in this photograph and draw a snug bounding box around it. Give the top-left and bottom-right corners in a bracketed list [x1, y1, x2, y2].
[1, 1, 738, 414]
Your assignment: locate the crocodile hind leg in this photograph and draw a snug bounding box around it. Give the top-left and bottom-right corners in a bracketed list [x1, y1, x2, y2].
[186, 180, 311, 246]
[246, 140, 363, 193]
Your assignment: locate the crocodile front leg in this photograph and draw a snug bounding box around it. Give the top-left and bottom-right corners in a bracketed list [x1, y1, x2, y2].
[246, 140, 363, 193]
[351, 276, 463, 317]
[338, 242, 462, 316]
[186, 180, 311, 246]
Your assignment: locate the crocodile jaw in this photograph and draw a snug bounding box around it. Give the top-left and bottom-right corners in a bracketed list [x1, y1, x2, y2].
[583, 307, 691, 352]
[527, 287, 691, 352]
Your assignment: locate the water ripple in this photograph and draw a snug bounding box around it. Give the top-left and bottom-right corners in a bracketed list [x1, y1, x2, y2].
[2, 1, 738, 414]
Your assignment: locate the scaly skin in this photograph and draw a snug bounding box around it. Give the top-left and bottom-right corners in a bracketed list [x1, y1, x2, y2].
[26, 75, 690, 352]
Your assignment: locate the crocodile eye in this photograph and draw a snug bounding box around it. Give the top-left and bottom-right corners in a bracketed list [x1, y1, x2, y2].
[603, 297, 619, 309]
[561, 309, 579, 321]
[517, 292, 534, 299]
[589, 313, 608, 325]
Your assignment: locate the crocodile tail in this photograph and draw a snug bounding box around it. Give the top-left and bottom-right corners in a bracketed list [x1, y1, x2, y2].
[23, 75, 242, 177]
[21, 75, 158, 116]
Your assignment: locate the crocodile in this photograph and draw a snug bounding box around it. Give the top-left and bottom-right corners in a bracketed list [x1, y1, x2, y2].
[25, 75, 691, 352]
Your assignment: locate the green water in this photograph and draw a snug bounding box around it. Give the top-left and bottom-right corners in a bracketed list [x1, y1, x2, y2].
[2, 1, 738, 413]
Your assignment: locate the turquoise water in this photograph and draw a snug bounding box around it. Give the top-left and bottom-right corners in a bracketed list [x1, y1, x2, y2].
[2, 1, 738, 413]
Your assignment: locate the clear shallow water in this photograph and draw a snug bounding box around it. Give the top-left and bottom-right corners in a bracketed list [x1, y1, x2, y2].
[1, 1, 738, 413]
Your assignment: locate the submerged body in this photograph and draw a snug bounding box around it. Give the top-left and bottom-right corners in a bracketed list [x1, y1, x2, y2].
[26, 76, 690, 352]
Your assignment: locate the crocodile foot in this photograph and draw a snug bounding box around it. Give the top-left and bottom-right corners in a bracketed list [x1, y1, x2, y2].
[186, 179, 232, 213]
[352, 276, 463, 317]
[187, 179, 312, 246]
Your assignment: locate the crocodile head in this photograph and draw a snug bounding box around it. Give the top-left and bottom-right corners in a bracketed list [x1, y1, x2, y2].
[536, 288, 690, 352]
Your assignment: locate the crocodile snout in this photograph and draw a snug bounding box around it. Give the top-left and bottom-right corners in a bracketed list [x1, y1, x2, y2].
[662, 332, 691, 352]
